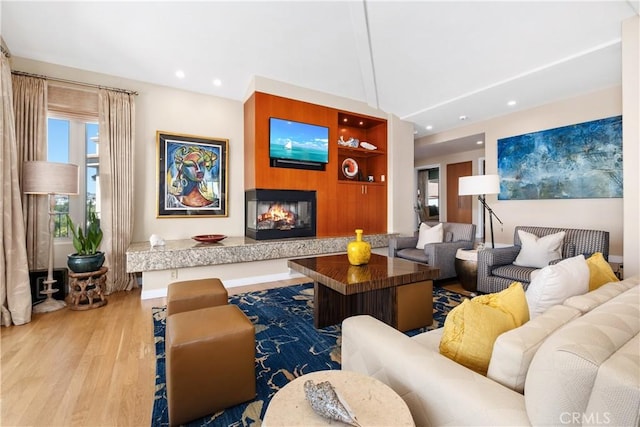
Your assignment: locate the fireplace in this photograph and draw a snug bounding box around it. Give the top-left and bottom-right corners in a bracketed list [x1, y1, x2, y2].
[245, 189, 316, 240]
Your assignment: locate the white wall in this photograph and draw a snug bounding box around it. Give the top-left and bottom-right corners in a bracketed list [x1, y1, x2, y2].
[415, 86, 625, 259]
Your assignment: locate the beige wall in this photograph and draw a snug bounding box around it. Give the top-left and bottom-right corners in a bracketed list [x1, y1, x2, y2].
[14, 51, 633, 281]
[10, 57, 415, 289]
[622, 15, 639, 277]
[415, 86, 625, 260]
[12, 56, 246, 245]
[247, 76, 387, 119]
[11, 58, 408, 234]
[388, 114, 417, 236]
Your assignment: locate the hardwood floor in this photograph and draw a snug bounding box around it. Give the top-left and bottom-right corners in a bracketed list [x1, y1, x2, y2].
[1, 276, 463, 426]
[438, 279, 476, 298]
[0, 277, 307, 427]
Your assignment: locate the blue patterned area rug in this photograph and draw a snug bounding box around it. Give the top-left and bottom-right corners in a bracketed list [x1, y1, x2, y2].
[151, 283, 464, 426]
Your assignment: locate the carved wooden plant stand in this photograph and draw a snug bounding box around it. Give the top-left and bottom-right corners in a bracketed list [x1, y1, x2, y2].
[68, 266, 108, 311]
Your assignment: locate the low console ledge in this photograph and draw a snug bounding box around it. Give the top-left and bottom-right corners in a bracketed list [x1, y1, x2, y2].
[126, 234, 393, 273]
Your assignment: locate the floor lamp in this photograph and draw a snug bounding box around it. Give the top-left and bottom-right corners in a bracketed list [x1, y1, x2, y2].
[458, 174, 503, 248]
[22, 161, 79, 313]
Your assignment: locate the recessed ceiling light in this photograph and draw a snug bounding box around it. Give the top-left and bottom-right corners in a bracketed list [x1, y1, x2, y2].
[426, 125, 433, 130]
[213, 78, 222, 86]
[175, 70, 185, 79]
[476, 140, 484, 145]
[459, 115, 468, 121]
[507, 100, 517, 107]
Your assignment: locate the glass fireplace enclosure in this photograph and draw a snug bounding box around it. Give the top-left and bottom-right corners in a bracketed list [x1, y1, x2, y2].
[245, 189, 317, 240]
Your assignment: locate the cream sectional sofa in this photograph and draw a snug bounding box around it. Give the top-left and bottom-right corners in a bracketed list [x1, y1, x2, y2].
[342, 277, 639, 426]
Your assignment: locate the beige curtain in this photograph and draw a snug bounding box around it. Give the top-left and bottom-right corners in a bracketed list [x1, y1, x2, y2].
[13, 74, 48, 270]
[1, 53, 32, 325]
[98, 89, 137, 293]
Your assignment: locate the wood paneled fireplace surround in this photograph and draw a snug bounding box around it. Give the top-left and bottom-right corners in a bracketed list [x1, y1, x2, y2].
[244, 92, 388, 238]
[126, 93, 392, 286]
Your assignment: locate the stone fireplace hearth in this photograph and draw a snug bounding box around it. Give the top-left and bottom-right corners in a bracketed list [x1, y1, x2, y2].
[245, 189, 316, 240]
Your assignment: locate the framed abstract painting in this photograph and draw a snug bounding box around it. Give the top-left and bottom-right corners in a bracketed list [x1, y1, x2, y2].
[156, 131, 228, 217]
[497, 115, 622, 200]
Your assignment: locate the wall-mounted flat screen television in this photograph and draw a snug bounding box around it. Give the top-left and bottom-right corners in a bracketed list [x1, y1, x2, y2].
[269, 117, 329, 170]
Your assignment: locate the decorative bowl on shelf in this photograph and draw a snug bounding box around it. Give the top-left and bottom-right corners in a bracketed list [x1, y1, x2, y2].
[360, 141, 377, 150]
[192, 234, 227, 243]
[342, 158, 359, 179]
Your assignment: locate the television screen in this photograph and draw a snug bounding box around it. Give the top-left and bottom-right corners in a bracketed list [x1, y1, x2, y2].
[269, 117, 329, 164]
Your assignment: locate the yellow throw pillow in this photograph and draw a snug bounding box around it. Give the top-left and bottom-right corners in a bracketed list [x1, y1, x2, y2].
[586, 252, 619, 291]
[472, 281, 530, 327]
[439, 282, 529, 375]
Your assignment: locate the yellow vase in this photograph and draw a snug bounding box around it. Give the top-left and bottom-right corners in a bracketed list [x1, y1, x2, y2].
[347, 229, 371, 266]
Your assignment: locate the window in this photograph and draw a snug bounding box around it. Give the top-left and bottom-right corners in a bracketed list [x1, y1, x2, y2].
[47, 117, 100, 238]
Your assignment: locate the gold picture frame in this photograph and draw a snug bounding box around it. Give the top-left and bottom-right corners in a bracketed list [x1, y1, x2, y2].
[156, 131, 228, 217]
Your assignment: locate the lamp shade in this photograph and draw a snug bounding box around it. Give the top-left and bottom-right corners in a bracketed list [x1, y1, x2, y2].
[458, 174, 500, 196]
[22, 161, 79, 195]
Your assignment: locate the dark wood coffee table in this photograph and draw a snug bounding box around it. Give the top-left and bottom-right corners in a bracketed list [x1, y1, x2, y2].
[287, 253, 439, 331]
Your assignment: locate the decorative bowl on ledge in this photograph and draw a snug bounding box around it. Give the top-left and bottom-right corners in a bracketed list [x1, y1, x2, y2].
[192, 234, 227, 243]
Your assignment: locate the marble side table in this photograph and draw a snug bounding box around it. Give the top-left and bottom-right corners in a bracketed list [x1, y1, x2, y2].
[68, 266, 108, 310]
[262, 370, 414, 426]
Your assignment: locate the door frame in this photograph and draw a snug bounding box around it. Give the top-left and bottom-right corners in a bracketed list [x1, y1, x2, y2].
[414, 164, 441, 228]
[446, 161, 473, 224]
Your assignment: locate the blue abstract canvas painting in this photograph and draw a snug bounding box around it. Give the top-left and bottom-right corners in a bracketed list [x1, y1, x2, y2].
[497, 116, 622, 200]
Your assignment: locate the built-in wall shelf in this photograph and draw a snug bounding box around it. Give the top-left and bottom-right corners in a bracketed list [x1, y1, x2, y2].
[337, 146, 385, 157]
[244, 92, 388, 236]
[337, 111, 387, 187]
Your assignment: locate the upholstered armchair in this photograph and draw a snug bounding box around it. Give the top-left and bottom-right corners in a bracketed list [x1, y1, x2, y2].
[477, 226, 610, 294]
[388, 221, 476, 280]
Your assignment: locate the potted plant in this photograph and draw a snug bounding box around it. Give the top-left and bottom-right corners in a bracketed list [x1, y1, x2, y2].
[66, 211, 105, 273]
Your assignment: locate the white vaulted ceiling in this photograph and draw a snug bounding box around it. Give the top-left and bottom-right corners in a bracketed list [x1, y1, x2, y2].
[2, 1, 638, 152]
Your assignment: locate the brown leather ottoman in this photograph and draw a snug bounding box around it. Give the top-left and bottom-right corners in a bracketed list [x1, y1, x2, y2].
[166, 278, 228, 316]
[165, 304, 256, 426]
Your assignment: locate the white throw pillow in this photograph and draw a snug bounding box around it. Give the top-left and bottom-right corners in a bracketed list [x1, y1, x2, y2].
[416, 223, 443, 249]
[514, 230, 565, 268]
[525, 254, 589, 318]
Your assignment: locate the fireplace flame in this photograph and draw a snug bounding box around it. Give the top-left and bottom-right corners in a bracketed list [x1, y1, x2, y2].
[257, 203, 296, 229]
